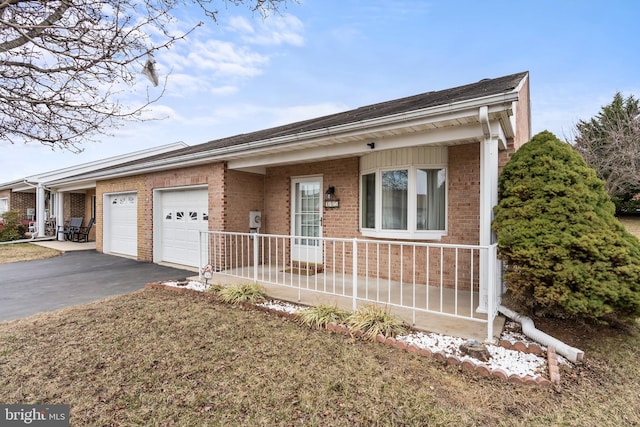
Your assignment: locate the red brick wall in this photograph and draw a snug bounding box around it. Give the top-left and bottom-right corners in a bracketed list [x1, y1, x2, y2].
[9, 191, 35, 220]
[61, 193, 86, 222]
[264, 157, 360, 237]
[514, 75, 531, 150]
[225, 169, 265, 232]
[497, 75, 530, 174]
[70, 193, 85, 219]
[444, 143, 480, 246]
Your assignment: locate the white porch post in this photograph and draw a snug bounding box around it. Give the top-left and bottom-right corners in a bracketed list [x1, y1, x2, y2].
[55, 191, 65, 240]
[477, 106, 499, 314]
[36, 184, 46, 238]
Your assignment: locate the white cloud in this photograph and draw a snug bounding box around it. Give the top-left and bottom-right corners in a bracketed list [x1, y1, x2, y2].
[240, 14, 305, 46]
[227, 16, 255, 35]
[188, 40, 269, 77]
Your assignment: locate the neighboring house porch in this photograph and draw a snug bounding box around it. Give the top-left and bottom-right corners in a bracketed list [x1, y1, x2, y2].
[0, 143, 188, 241]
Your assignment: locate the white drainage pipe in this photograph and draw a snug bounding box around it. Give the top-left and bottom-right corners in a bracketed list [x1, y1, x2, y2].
[498, 305, 585, 363]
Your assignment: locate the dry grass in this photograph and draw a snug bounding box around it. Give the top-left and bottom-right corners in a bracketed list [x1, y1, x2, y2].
[0, 287, 639, 426]
[0, 243, 60, 264]
[0, 222, 639, 425]
[618, 215, 640, 239]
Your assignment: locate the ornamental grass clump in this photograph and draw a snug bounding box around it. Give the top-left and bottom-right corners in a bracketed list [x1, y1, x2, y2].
[218, 283, 266, 304]
[346, 304, 409, 341]
[297, 304, 351, 329]
[493, 131, 640, 322]
[206, 284, 223, 295]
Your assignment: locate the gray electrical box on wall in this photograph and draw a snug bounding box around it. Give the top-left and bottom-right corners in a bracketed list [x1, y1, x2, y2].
[249, 211, 262, 229]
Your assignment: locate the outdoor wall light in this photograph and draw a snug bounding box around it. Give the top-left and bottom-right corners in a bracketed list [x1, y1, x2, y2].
[324, 186, 339, 208]
[367, 142, 375, 149]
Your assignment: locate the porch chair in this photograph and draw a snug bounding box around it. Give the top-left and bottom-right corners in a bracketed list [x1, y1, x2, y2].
[71, 218, 94, 243]
[58, 217, 83, 241]
[27, 221, 37, 239]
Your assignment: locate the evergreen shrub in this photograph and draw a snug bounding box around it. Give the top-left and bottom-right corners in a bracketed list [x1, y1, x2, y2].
[493, 131, 640, 322]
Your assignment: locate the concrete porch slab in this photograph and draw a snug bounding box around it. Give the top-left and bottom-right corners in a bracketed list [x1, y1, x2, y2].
[32, 240, 96, 252]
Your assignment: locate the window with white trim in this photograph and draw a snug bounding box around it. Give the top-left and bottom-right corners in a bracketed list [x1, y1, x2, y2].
[360, 166, 447, 239]
[0, 197, 8, 220]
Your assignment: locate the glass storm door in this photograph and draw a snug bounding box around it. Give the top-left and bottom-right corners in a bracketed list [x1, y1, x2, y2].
[291, 177, 323, 265]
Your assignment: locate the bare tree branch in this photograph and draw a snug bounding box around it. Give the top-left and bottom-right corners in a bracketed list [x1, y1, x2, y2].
[0, 0, 290, 149]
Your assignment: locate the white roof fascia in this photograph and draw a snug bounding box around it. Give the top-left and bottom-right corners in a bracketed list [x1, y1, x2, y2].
[0, 179, 27, 191]
[30, 141, 188, 181]
[50, 181, 97, 192]
[50, 90, 521, 184]
[512, 72, 529, 94]
[0, 142, 188, 189]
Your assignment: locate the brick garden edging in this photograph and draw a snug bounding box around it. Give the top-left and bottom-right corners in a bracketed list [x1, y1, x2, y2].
[325, 321, 559, 387]
[145, 282, 560, 387]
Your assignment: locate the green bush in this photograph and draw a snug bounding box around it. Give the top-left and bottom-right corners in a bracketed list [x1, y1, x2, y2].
[493, 131, 640, 322]
[0, 210, 26, 242]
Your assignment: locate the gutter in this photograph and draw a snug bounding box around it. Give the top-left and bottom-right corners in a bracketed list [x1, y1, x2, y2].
[498, 305, 585, 363]
[48, 91, 521, 186]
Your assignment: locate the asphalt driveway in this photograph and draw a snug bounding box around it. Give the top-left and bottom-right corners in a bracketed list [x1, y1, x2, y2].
[0, 250, 194, 322]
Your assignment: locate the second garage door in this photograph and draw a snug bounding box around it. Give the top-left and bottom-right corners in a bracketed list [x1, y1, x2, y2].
[159, 188, 208, 267]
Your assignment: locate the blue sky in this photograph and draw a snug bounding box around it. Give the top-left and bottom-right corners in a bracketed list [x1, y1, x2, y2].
[2, 0, 638, 182]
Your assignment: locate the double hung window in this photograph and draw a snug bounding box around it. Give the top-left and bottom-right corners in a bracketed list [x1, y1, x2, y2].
[361, 166, 447, 239]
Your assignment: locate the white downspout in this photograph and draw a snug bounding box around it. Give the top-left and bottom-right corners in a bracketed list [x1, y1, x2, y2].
[498, 305, 585, 363]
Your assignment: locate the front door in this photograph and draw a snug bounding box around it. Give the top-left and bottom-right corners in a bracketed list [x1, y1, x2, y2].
[291, 177, 323, 265]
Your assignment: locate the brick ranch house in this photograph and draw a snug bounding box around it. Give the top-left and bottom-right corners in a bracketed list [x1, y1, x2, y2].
[2, 71, 531, 339]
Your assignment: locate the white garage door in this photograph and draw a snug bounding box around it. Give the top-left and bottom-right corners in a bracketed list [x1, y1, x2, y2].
[160, 188, 208, 267]
[108, 193, 137, 256]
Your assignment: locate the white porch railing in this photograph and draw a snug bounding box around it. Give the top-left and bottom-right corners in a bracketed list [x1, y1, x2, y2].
[199, 231, 502, 342]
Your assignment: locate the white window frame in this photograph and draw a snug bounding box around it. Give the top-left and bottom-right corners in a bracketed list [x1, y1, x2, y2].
[0, 197, 8, 220]
[360, 165, 448, 240]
